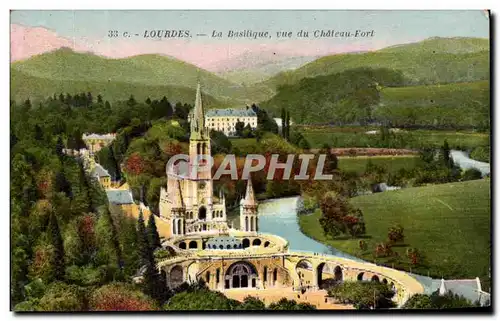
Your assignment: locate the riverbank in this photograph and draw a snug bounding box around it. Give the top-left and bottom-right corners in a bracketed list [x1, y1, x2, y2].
[297, 179, 491, 290]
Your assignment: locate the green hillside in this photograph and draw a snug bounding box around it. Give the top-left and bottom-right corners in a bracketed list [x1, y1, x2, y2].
[10, 68, 223, 106]
[299, 179, 491, 286]
[376, 81, 490, 128]
[380, 37, 489, 54]
[11, 48, 273, 104]
[262, 37, 489, 90]
[262, 64, 489, 127]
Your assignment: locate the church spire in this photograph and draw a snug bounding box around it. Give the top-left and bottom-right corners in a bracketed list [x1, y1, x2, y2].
[190, 82, 206, 139]
[241, 175, 257, 207]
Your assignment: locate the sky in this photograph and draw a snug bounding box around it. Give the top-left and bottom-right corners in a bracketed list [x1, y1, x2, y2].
[10, 10, 490, 70]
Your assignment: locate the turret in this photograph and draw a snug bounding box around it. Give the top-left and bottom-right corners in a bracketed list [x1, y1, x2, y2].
[240, 176, 258, 232]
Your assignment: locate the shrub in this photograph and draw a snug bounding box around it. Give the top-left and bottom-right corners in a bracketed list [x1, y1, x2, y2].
[462, 168, 482, 181]
[89, 282, 158, 311]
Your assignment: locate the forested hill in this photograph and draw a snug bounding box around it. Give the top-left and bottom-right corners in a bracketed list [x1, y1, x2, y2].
[261, 68, 490, 129]
[11, 48, 273, 104]
[261, 37, 489, 90]
[10, 68, 223, 107]
[261, 68, 406, 124]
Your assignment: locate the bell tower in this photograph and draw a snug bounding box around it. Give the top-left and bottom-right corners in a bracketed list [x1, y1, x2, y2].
[240, 176, 258, 232]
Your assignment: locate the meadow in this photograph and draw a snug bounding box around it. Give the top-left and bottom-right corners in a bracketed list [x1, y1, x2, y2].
[338, 155, 420, 175]
[300, 127, 490, 151]
[299, 179, 491, 289]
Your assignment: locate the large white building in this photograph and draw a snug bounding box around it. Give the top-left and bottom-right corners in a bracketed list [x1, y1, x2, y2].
[190, 107, 257, 137]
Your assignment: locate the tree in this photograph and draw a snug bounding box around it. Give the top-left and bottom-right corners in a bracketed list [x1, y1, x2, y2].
[359, 240, 368, 252]
[441, 140, 453, 168]
[164, 288, 240, 310]
[48, 212, 65, 280]
[402, 294, 435, 309]
[238, 296, 266, 310]
[319, 144, 338, 173]
[34, 124, 44, 141]
[55, 136, 65, 159]
[462, 168, 482, 181]
[406, 248, 422, 266]
[235, 121, 245, 137]
[387, 224, 404, 244]
[268, 298, 316, 310]
[136, 210, 149, 266]
[36, 282, 85, 311]
[319, 192, 365, 238]
[404, 291, 478, 309]
[54, 171, 72, 199]
[328, 281, 395, 309]
[280, 108, 287, 139]
[210, 130, 232, 154]
[127, 95, 137, 107]
[136, 210, 168, 304]
[90, 283, 158, 311]
[285, 110, 291, 141]
[147, 214, 161, 250]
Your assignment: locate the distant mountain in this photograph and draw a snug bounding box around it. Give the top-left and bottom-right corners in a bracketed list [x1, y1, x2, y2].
[11, 48, 274, 104]
[262, 37, 490, 89]
[379, 37, 489, 54]
[10, 68, 223, 106]
[218, 54, 320, 85]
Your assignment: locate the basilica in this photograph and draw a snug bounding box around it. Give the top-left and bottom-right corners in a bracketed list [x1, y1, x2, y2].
[159, 83, 258, 238]
[152, 84, 422, 308]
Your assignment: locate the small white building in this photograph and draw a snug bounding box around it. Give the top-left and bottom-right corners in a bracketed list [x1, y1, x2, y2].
[190, 107, 257, 137]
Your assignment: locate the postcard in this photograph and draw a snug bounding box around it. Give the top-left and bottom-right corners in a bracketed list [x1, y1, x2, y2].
[10, 10, 491, 312]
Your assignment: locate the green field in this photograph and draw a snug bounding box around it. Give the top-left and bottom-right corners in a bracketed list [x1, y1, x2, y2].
[301, 128, 490, 150]
[338, 156, 420, 174]
[299, 179, 491, 287]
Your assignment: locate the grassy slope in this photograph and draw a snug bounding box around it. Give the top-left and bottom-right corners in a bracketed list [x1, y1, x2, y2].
[11, 48, 273, 104]
[10, 68, 223, 106]
[299, 179, 491, 284]
[301, 127, 490, 150]
[262, 37, 489, 89]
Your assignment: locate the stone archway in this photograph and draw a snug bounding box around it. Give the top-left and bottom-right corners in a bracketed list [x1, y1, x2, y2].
[357, 272, 364, 281]
[169, 265, 184, 289]
[242, 238, 250, 248]
[252, 238, 261, 246]
[224, 261, 258, 289]
[371, 275, 380, 282]
[189, 240, 198, 249]
[199, 206, 207, 220]
[296, 259, 313, 287]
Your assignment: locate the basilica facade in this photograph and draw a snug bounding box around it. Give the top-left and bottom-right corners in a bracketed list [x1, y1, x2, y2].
[159, 83, 257, 238]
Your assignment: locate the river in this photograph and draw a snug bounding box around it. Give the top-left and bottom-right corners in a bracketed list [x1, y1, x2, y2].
[258, 196, 363, 262]
[257, 194, 489, 304]
[450, 150, 490, 176]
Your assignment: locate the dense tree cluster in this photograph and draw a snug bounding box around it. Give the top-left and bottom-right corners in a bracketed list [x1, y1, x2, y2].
[327, 281, 395, 309]
[403, 291, 480, 309]
[319, 192, 366, 238]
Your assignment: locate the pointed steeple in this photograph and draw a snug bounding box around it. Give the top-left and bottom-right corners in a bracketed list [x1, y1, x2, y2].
[190, 82, 206, 139]
[241, 175, 257, 207]
[439, 278, 447, 296]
